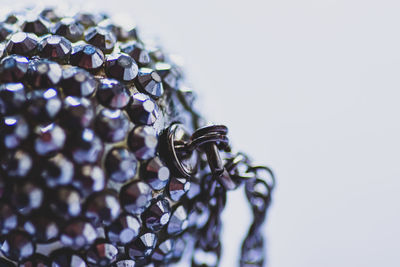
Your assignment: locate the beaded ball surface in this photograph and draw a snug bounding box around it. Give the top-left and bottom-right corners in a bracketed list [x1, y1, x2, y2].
[0, 7, 198, 267]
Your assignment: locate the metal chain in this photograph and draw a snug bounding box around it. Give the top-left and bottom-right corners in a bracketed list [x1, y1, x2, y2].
[164, 123, 275, 267]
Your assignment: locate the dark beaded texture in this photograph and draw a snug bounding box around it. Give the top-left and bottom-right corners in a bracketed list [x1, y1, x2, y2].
[0, 6, 273, 267]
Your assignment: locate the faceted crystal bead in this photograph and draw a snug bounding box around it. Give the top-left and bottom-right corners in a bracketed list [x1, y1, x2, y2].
[151, 239, 174, 262]
[26, 88, 62, 123]
[120, 181, 152, 214]
[113, 259, 137, 267]
[155, 62, 181, 90]
[19, 254, 50, 267]
[84, 190, 121, 226]
[70, 44, 105, 72]
[97, 78, 131, 109]
[0, 115, 29, 149]
[34, 123, 66, 156]
[41, 153, 74, 187]
[0, 202, 18, 234]
[0, 149, 32, 178]
[95, 109, 130, 143]
[38, 35, 72, 62]
[171, 237, 186, 260]
[50, 249, 87, 267]
[126, 93, 159, 125]
[98, 19, 129, 41]
[21, 15, 50, 36]
[86, 241, 118, 266]
[105, 147, 137, 183]
[105, 53, 138, 82]
[60, 219, 97, 249]
[69, 128, 103, 164]
[0, 55, 29, 83]
[0, 83, 26, 115]
[6, 32, 38, 56]
[106, 214, 141, 245]
[120, 41, 150, 67]
[60, 96, 94, 128]
[23, 211, 59, 243]
[40, 7, 60, 22]
[168, 177, 190, 202]
[60, 67, 97, 97]
[142, 198, 171, 232]
[27, 59, 62, 88]
[50, 187, 81, 220]
[11, 181, 43, 215]
[128, 125, 158, 160]
[147, 45, 165, 63]
[0, 230, 35, 261]
[53, 18, 84, 42]
[141, 157, 170, 190]
[134, 68, 164, 99]
[0, 23, 15, 42]
[85, 26, 116, 53]
[73, 164, 105, 197]
[167, 205, 189, 235]
[74, 13, 100, 28]
[126, 232, 157, 260]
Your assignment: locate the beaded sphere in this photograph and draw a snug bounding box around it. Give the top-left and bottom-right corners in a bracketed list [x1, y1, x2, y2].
[0, 6, 199, 266]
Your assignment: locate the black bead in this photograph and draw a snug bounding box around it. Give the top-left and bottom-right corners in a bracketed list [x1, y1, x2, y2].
[0, 115, 29, 149]
[85, 27, 116, 53]
[155, 62, 181, 90]
[26, 88, 62, 123]
[86, 241, 118, 266]
[0, 83, 26, 115]
[95, 109, 130, 143]
[53, 18, 84, 42]
[105, 147, 138, 183]
[151, 239, 174, 263]
[142, 198, 171, 232]
[0, 202, 18, 234]
[128, 125, 158, 160]
[106, 214, 141, 245]
[120, 41, 150, 67]
[134, 68, 164, 99]
[167, 205, 189, 235]
[40, 7, 60, 22]
[27, 59, 62, 88]
[97, 79, 131, 109]
[168, 177, 190, 202]
[23, 211, 59, 243]
[6, 32, 38, 56]
[40, 153, 74, 188]
[0, 23, 15, 42]
[141, 157, 170, 190]
[50, 248, 87, 267]
[0, 55, 29, 83]
[11, 181, 43, 215]
[60, 67, 97, 97]
[69, 128, 103, 164]
[84, 190, 121, 226]
[0, 230, 35, 261]
[74, 12, 99, 28]
[50, 187, 81, 220]
[73, 164, 105, 197]
[38, 35, 72, 62]
[125, 232, 157, 260]
[60, 219, 97, 249]
[19, 254, 50, 267]
[126, 93, 159, 125]
[98, 19, 130, 42]
[21, 15, 50, 36]
[0, 149, 32, 178]
[120, 181, 152, 215]
[60, 96, 95, 128]
[34, 123, 66, 156]
[105, 53, 138, 82]
[70, 44, 105, 72]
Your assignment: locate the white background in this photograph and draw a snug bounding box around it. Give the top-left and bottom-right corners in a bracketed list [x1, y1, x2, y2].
[3, 0, 400, 266]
